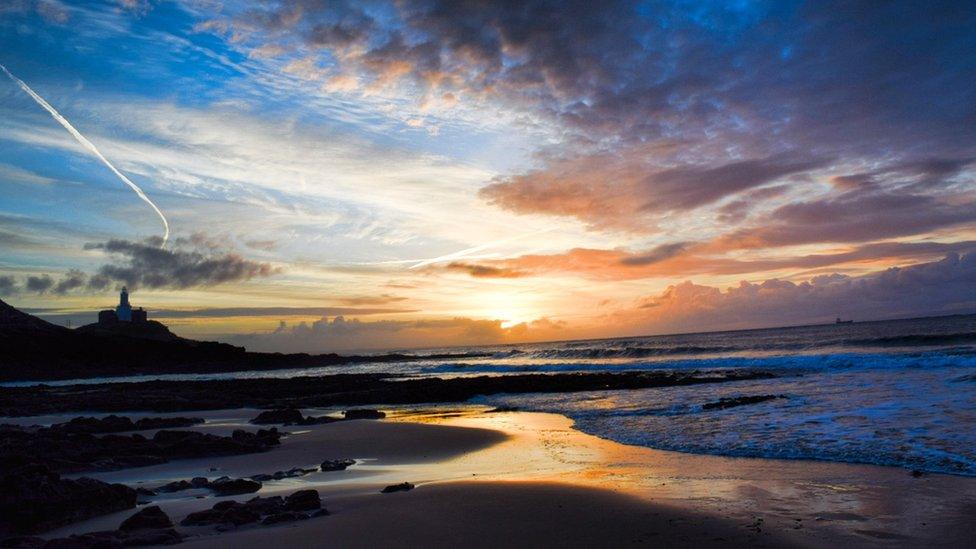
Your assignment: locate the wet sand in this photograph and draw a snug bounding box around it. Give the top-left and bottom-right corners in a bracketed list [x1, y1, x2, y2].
[29, 407, 976, 547]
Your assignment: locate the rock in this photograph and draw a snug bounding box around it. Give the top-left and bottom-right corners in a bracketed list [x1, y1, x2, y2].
[217, 506, 260, 527]
[157, 480, 193, 493]
[117, 528, 182, 546]
[283, 490, 321, 512]
[244, 496, 284, 515]
[380, 482, 415, 493]
[342, 409, 385, 420]
[209, 478, 261, 496]
[118, 506, 172, 531]
[250, 409, 304, 425]
[320, 459, 355, 472]
[179, 509, 223, 526]
[911, 469, 924, 477]
[0, 536, 45, 548]
[181, 502, 259, 527]
[261, 512, 309, 525]
[134, 487, 157, 497]
[309, 509, 330, 518]
[701, 394, 785, 411]
[295, 415, 340, 425]
[47, 415, 204, 435]
[190, 477, 210, 488]
[0, 464, 136, 536]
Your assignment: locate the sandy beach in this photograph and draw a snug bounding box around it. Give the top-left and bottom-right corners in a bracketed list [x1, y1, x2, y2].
[14, 407, 972, 548]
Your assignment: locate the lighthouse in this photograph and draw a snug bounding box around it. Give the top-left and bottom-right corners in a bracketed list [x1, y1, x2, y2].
[97, 287, 147, 325]
[116, 286, 132, 321]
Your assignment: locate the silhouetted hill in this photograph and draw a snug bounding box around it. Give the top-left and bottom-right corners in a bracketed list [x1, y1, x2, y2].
[0, 298, 329, 382]
[76, 319, 182, 342]
[0, 300, 491, 382]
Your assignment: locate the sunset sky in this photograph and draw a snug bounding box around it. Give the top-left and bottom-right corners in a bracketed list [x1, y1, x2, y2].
[1, 1, 974, 352]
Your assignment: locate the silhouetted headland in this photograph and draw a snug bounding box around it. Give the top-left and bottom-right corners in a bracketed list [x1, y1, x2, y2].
[0, 299, 489, 382]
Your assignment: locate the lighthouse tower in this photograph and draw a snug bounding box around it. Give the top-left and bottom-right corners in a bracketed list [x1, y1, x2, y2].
[116, 286, 132, 321]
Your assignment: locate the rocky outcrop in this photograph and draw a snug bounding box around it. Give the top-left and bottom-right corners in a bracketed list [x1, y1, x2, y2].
[118, 506, 173, 531]
[320, 459, 356, 472]
[342, 409, 386, 420]
[1, 371, 777, 417]
[381, 482, 415, 493]
[47, 416, 205, 434]
[251, 408, 341, 426]
[0, 464, 136, 536]
[0, 424, 281, 474]
[180, 490, 325, 528]
[208, 477, 262, 496]
[701, 394, 786, 410]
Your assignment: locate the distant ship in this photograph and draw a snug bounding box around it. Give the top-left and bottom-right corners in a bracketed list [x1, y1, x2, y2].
[835, 317, 854, 324]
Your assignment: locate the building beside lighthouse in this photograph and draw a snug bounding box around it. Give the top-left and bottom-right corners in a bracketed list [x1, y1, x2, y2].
[98, 287, 147, 324]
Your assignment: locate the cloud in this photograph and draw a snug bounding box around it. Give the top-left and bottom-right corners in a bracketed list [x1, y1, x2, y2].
[444, 262, 527, 278]
[53, 269, 86, 294]
[25, 275, 53, 293]
[446, 240, 976, 281]
[621, 252, 976, 333]
[232, 315, 566, 353]
[207, 1, 976, 237]
[0, 275, 16, 296]
[83, 236, 279, 290]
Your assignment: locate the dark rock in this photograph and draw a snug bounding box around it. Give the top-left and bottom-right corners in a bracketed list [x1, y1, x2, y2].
[0, 424, 280, 478]
[702, 394, 785, 411]
[0, 464, 136, 536]
[261, 512, 308, 525]
[244, 496, 284, 515]
[179, 509, 223, 526]
[911, 469, 924, 477]
[283, 490, 321, 512]
[156, 480, 192, 493]
[380, 482, 414, 493]
[216, 506, 260, 526]
[209, 478, 261, 496]
[0, 536, 45, 548]
[342, 409, 385, 420]
[251, 409, 304, 425]
[320, 459, 355, 472]
[190, 477, 209, 488]
[309, 509, 330, 518]
[47, 416, 205, 435]
[117, 528, 182, 546]
[295, 415, 340, 425]
[118, 506, 172, 531]
[134, 488, 156, 497]
[1, 369, 778, 418]
[180, 502, 258, 527]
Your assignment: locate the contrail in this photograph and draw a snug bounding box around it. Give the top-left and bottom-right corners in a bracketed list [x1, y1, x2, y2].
[1, 63, 169, 246]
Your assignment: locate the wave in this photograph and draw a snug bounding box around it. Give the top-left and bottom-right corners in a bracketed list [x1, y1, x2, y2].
[421, 351, 976, 375]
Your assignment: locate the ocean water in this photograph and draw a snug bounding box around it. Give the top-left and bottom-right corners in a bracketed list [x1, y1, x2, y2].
[10, 315, 976, 476]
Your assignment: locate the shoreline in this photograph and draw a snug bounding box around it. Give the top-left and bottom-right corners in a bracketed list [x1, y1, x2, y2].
[8, 407, 976, 547]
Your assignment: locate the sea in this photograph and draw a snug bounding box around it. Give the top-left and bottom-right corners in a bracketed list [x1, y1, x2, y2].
[10, 314, 976, 476]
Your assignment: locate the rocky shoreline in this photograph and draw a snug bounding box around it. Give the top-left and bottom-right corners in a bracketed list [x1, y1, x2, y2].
[0, 370, 775, 416]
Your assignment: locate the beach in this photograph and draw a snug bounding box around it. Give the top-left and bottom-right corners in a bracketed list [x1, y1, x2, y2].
[15, 406, 975, 548]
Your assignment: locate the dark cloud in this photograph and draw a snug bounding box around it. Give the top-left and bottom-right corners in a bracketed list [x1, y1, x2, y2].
[337, 294, 408, 306]
[619, 242, 690, 267]
[445, 262, 527, 278]
[717, 187, 976, 250]
[25, 275, 53, 293]
[83, 237, 279, 290]
[0, 275, 16, 296]
[54, 270, 86, 295]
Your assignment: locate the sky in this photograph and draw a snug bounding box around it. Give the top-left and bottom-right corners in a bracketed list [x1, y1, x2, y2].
[0, 0, 974, 353]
